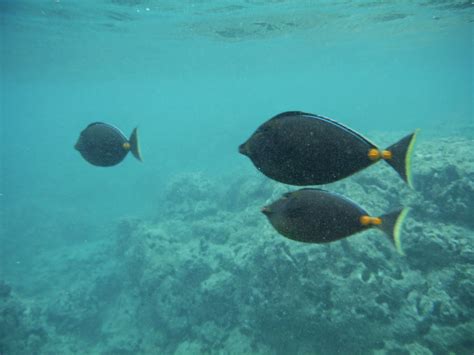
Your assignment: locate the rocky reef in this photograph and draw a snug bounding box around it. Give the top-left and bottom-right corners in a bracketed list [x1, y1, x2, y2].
[0, 280, 48, 354]
[1, 133, 473, 354]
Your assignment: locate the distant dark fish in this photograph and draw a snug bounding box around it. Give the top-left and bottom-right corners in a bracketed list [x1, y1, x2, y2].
[75, 122, 142, 167]
[262, 188, 409, 254]
[239, 111, 419, 187]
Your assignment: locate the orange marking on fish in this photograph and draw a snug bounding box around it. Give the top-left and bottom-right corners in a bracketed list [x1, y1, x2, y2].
[371, 217, 382, 225]
[360, 215, 382, 226]
[382, 150, 392, 160]
[368, 149, 380, 161]
[360, 215, 371, 225]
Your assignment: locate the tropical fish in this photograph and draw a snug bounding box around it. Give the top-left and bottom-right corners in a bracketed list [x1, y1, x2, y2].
[75, 122, 142, 167]
[261, 188, 409, 254]
[239, 111, 419, 187]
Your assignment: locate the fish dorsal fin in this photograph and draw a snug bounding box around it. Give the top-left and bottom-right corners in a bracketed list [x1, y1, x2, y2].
[87, 122, 127, 140]
[296, 188, 366, 210]
[270, 111, 377, 148]
[269, 111, 307, 121]
[300, 112, 378, 148]
[87, 122, 107, 128]
[298, 187, 325, 192]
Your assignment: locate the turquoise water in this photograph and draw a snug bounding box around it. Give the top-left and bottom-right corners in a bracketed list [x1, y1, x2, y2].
[2, 1, 472, 211]
[1, 1, 473, 354]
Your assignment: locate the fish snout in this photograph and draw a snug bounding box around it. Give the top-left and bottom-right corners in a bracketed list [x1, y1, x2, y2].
[238, 142, 248, 155]
[261, 206, 272, 216]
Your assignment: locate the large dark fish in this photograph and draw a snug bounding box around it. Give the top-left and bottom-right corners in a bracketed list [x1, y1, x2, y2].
[75, 122, 142, 167]
[262, 188, 409, 254]
[239, 111, 419, 187]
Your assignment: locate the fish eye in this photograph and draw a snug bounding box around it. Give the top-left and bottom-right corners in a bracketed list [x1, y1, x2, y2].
[282, 192, 292, 199]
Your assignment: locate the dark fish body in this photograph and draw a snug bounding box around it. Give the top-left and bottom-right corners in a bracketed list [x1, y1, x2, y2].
[75, 122, 142, 167]
[239, 111, 418, 187]
[262, 188, 408, 254]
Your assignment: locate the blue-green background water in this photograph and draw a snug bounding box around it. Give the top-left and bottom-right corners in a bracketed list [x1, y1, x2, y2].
[1, 1, 473, 354]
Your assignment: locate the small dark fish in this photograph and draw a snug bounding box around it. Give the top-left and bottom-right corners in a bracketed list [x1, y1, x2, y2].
[262, 188, 409, 254]
[75, 122, 142, 167]
[239, 111, 419, 187]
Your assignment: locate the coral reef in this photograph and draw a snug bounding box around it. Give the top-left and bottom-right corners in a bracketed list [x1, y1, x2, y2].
[0, 280, 48, 354]
[1, 134, 473, 354]
[414, 137, 474, 228]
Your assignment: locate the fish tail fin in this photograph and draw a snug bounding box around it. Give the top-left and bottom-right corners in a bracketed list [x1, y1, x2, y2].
[377, 208, 410, 255]
[129, 127, 143, 162]
[384, 129, 419, 188]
